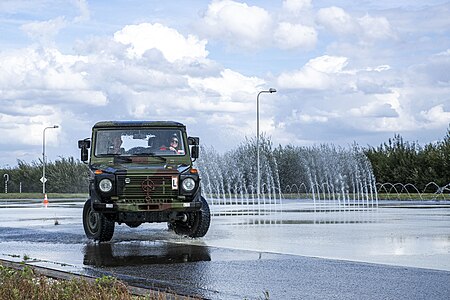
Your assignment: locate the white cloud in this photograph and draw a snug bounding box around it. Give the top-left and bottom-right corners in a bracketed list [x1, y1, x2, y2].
[0, 1, 449, 166]
[349, 102, 398, 118]
[199, 0, 272, 49]
[356, 78, 392, 94]
[21, 17, 67, 45]
[291, 109, 329, 123]
[0, 47, 104, 104]
[114, 23, 208, 63]
[72, 22, 267, 143]
[435, 49, 450, 57]
[18, 1, 90, 46]
[367, 65, 391, 72]
[316, 6, 358, 35]
[307, 55, 348, 73]
[0, 89, 106, 106]
[188, 68, 265, 100]
[277, 68, 329, 90]
[0, 46, 106, 150]
[73, 0, 90, 23]
[0, 106, 62, 146]
[412, 48, 450, 84]
[316, 6, 395, 43]
[282, 0, 312, 14]
[277, 55, 348, 89]
[274, 22, 317, 49]
[420, 105, 450, 129]
[358, 14, 395, 42]
[199, 1, 317, 51]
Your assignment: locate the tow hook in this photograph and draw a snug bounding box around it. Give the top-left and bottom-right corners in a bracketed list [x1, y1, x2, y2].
[179, 213, 188, 222]
[169, 213, 188, 222]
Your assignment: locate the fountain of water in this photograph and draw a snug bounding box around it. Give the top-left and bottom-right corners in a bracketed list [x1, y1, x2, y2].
[284, 144, 378, 212]
[195, 139, 378, 215]
[376, 182, 450, 200]
[195, 141, 282, 217]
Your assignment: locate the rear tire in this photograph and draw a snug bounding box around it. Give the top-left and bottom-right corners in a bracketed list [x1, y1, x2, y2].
[83, 199, 115, 242]
[172, 196, 210, 238]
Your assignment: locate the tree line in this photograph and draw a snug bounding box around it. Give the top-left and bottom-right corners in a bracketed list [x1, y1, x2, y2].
[0, 128, 448, 194]
[0, 157, 89, 194]
[364, 127, 450, 192]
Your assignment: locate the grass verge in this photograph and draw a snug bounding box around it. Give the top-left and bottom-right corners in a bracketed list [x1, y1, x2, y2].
[0, 263, 197, 300]
[270, 193, 449, 201]
[375, 193, 449, 201]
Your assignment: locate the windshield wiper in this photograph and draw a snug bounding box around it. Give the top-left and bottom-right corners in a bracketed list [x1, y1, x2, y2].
[132, 152, 167, 162]
[110, 155, 133, 163]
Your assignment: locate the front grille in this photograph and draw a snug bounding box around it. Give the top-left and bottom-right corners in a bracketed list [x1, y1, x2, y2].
[117, 175, 178, 203]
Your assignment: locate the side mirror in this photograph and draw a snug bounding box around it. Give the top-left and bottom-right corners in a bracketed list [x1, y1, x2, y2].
[188, 137, 199, 145]
[78, 139, 91, 163]
[188, 136, 199, 160]
[191, 145, 199, 159]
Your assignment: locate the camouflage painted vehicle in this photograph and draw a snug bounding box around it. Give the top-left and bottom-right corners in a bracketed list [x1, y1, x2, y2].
[78, 121, 210, 242]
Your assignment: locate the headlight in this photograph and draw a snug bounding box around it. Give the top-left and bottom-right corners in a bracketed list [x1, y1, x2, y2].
[182, 178, 196, 192]
[98, 178, 113, 193]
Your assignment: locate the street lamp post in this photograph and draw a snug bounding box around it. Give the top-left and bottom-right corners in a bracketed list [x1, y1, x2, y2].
[256, 88, 276, 200]
[42, 125, 59, 194]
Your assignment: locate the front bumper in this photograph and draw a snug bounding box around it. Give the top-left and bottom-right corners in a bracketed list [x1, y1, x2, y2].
[92, 201, 202, 213]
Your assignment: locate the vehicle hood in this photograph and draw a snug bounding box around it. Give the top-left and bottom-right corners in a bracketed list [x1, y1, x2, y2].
[92, 163, 190, 175]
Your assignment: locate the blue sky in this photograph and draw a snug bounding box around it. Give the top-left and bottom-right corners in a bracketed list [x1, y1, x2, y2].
[0, 0, 449, 167]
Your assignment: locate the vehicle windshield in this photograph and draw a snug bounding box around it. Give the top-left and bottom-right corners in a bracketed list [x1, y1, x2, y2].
[94, 128, 185, 157]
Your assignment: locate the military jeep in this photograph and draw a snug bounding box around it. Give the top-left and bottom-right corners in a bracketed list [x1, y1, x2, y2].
[78, 121, 210, 242]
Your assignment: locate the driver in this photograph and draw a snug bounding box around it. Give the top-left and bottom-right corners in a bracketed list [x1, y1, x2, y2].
[160, 135, 183, 154]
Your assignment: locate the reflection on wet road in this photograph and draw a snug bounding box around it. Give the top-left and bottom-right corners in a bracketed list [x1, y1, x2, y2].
[83, 242, 211, 267]
[0, 199, 449, 299]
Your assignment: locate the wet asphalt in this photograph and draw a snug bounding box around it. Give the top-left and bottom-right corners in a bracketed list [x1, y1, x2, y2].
[0, 199, 449, 299]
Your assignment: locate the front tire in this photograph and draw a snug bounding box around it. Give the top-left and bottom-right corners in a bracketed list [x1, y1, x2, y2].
[83, 199, 115, 242]
[172, 196, 211, 238]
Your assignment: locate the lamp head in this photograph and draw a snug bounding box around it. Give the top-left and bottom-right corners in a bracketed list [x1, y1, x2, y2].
[269, 88, 277, 93]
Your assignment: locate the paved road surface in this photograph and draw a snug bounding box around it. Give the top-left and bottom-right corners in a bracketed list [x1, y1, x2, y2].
[0, 199, 449, 299]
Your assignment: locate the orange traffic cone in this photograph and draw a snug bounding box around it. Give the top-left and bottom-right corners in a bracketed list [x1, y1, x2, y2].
[43, 194, 49, 207]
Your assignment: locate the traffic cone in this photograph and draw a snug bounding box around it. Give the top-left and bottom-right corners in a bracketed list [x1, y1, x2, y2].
[43, 194, 49, 207]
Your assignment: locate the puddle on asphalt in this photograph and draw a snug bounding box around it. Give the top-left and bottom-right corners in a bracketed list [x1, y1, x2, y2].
[220, 219, 379, 226]
[82, 241, 211, 267]
[212, 208, 380, 226]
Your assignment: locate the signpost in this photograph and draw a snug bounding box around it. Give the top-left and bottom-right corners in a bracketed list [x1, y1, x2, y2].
[3, 174, 9, 194]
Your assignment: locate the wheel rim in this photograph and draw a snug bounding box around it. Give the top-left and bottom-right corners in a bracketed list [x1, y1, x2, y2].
[87, 208, 100, 234]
